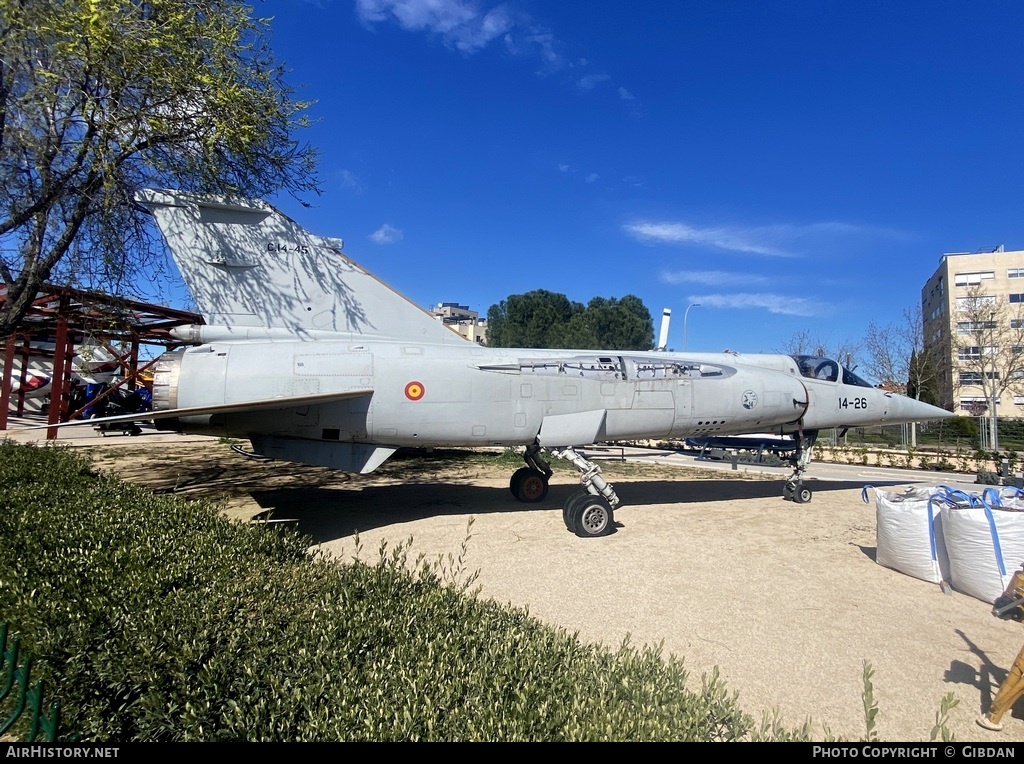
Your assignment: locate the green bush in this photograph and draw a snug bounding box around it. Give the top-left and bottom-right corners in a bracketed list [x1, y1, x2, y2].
[943, 417, 979, 439]
[0, 442, 798, 742]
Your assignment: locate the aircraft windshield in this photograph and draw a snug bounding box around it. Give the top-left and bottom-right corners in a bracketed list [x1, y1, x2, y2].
[842, 367, 874, 388]
[794, 355, 839, 382]
[792, 355, 873, 388]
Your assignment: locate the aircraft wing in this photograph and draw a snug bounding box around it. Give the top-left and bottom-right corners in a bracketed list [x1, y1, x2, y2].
[20, 389, 374, 430]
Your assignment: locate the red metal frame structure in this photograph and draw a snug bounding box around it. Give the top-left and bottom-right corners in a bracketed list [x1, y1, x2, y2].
[0, 284, 201, 438]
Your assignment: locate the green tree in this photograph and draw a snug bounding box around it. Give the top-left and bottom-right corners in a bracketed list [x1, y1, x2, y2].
[486, 291, 653, 349]
[486, 290, 582, 348]
[0, 0, 319, 339]
[585, 295, 653, 350]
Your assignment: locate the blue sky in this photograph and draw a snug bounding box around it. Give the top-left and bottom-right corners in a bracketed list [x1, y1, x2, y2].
[244, 0, 1024, 359]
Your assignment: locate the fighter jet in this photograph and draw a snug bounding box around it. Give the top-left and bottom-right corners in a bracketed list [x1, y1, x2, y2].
[53, 189, 951, 537]
[684, 432, 799, 460]
[8, 369, 51, 398]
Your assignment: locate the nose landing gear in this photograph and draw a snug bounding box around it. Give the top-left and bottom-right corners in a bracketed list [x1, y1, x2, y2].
[783, 431, 818, 504]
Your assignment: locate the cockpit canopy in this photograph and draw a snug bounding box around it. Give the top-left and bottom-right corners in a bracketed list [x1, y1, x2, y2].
[791, 355, 873, 388]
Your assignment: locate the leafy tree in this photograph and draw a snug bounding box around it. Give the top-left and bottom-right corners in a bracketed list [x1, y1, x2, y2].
[0, 0, 319, 339]
[486, 291, 653, 350]
[486, 290, 582, 348]
[584, 295, 653, 350]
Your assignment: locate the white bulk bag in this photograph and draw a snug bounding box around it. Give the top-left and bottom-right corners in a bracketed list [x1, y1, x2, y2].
[863, 485, 951, 585]
[940, 496, 1024, 604]
[982, 486, 1024, 511]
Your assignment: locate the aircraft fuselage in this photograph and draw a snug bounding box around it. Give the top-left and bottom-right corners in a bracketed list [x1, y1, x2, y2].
[154, 336, 935, 456]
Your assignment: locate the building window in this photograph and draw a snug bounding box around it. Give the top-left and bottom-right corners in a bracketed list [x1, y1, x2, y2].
[1012, 294, 1024, 304]
[1013, 319, 1024, 329]
[961, 371, 1000, 384]
[958, 320, 998, 334]
[960, 395, 998, 409]
[1010, 269, 1024, 278]
[957, 296, 996, 310]
[958, 346, 997, 360]
[955, 271, 995, 286]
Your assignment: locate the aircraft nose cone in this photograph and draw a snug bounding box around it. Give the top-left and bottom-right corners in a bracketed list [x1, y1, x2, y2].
[889, 395, 953, 423]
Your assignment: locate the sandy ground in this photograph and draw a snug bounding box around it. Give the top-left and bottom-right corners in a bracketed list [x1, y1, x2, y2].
[6, 419, 1024, 743]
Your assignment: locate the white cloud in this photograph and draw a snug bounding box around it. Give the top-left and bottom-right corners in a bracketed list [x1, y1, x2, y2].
[624, 221, 789, 257]
[369, 224, 403, 244]
[356, 0, 513, 53]
[585, 172, 599, 183]
[558, 163, 570, 173]
[660, 270, 769, 287]
[617, 87, 635, 101]
[624, 218, 911, 257]
[337, 169, 363, 193]
[355, 0, 641, 91]
[514, 32, 562, 71]
[688, 292, 825, 317]
[577, 73, 610, 90]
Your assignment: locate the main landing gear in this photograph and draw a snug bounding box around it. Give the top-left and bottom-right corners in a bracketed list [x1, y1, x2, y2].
[783, 431, 818, 504]
[507, 444, 619, 538]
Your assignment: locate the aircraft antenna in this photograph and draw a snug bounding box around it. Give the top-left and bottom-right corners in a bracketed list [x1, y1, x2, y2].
[657, 308, 671, 351]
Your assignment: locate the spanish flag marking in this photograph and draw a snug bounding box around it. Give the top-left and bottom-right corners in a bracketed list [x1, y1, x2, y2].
[404, 381, 425, 401]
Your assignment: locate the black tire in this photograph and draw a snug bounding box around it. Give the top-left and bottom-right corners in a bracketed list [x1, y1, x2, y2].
[509, 467, 527, 497]
[562, 491, 588, 531]
[569, 494, 614, 538]
[795, 486, 812, 504]
[783, 482, 796, 501]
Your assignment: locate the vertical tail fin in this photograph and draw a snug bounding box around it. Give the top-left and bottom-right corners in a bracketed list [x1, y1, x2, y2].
[137, 189, 465, 343]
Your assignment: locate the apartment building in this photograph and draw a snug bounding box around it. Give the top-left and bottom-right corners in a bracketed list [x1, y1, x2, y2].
[921, 246, 1024, 414]
[430, 302, 488, 344]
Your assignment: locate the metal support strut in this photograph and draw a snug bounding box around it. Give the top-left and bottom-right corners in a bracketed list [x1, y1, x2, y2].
[523, 443, 553, 480]
[550, 446, 621, 509]
[783, 430, 818, 504]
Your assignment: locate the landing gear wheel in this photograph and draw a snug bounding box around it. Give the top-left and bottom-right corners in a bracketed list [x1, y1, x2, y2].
[567, 493, 614, 538]
[510, 467, 549, 502]
[794, 486, 812, 504]
[509, 469, 523, 496]
[783, 482, 796, 501]
[562, 492, 588, 531]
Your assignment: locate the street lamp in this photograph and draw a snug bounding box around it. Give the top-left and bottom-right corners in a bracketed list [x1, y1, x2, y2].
[989, 312, 1000, 453]
[683, 303, 701, 352]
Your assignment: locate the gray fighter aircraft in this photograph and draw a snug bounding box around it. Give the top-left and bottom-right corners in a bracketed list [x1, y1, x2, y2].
[63, 189, 952, 537]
